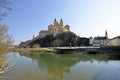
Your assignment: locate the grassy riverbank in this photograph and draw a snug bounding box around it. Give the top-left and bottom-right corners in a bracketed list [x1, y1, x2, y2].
[13, 48, 54, 53]
[0, 48, 12, 55]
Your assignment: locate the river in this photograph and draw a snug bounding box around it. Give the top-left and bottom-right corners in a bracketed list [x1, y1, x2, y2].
[1, 52, 120, 80]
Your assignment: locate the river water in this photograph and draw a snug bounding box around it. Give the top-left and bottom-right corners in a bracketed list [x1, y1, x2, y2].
[1, 52, 120, 80]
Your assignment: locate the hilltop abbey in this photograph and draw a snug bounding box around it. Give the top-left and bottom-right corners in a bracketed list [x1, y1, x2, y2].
[33, 19, 109, 47]
[20, 19, 111, 48]
[38, 19, 70, 38]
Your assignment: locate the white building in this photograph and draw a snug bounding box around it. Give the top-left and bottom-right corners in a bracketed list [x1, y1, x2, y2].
[89, 30, 109, 47]
[39, 30, 48, 38]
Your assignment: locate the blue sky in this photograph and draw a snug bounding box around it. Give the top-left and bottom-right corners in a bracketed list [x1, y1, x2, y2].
[3, 0, 120, 44]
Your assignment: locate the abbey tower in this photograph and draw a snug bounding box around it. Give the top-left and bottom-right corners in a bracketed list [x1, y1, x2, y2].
[38, 19, 70, 38]
[48, 19, 70, 35]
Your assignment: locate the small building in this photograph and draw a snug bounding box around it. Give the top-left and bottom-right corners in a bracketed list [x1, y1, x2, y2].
[89, 30, 109, 47]
[39, 30, 48, 38]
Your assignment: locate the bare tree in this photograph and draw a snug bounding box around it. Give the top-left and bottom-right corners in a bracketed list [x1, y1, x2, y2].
[0, 0, 14, 52]
[0, 0, 13, 21]
[0, 24, 14, 49]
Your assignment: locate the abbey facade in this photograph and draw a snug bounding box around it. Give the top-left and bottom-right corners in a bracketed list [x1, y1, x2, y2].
[39, 19, 70, 38]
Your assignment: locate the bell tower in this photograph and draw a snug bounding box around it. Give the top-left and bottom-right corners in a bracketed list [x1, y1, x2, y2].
[105, 30, 108, 39]
[60, 19, 63, 27]
[54, 18, 57, 26]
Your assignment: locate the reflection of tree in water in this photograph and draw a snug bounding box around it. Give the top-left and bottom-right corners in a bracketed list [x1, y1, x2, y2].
[20, 53, 111, 80]
[0, 54, 14, 79]
[0, 55, 7, 75]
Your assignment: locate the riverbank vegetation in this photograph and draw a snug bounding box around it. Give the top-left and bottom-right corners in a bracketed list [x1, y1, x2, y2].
[0, 55, 7, 76]
[0, 25, 14, 54]
[0, 55, 10, 76]
[13, 47, 53, 53]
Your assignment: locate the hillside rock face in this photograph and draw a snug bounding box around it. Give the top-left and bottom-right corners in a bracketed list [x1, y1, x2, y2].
[108, 36, 120, 46]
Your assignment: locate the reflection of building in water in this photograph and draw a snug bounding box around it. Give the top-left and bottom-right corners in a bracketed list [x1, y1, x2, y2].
[21, 53, 79, 80]
[38, 54, 72, 80]
[36, 19, 70, 38]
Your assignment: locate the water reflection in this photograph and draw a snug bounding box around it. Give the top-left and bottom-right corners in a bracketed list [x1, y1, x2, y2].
[20, 53, 80, 80]
[2, 52, 120, 80]
[19, 53, 113, 80]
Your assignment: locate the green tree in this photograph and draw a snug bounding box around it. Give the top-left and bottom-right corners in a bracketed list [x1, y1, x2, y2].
[55, 32, 78, 46]
[51, 39, 63, 47]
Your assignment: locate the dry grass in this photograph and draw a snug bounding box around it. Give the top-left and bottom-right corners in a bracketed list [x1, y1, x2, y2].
[13, 48, 53, 53]
[0, 46, 12, 55]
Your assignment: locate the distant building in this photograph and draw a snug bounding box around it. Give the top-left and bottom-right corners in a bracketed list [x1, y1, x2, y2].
[89, 30, 109, 46]
[39, 30, 48, 38]
[48, 19, 70, 35]
[38, 19, 70, 38]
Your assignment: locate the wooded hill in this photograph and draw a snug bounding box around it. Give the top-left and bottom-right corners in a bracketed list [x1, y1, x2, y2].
[19, 32, 89, 48]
